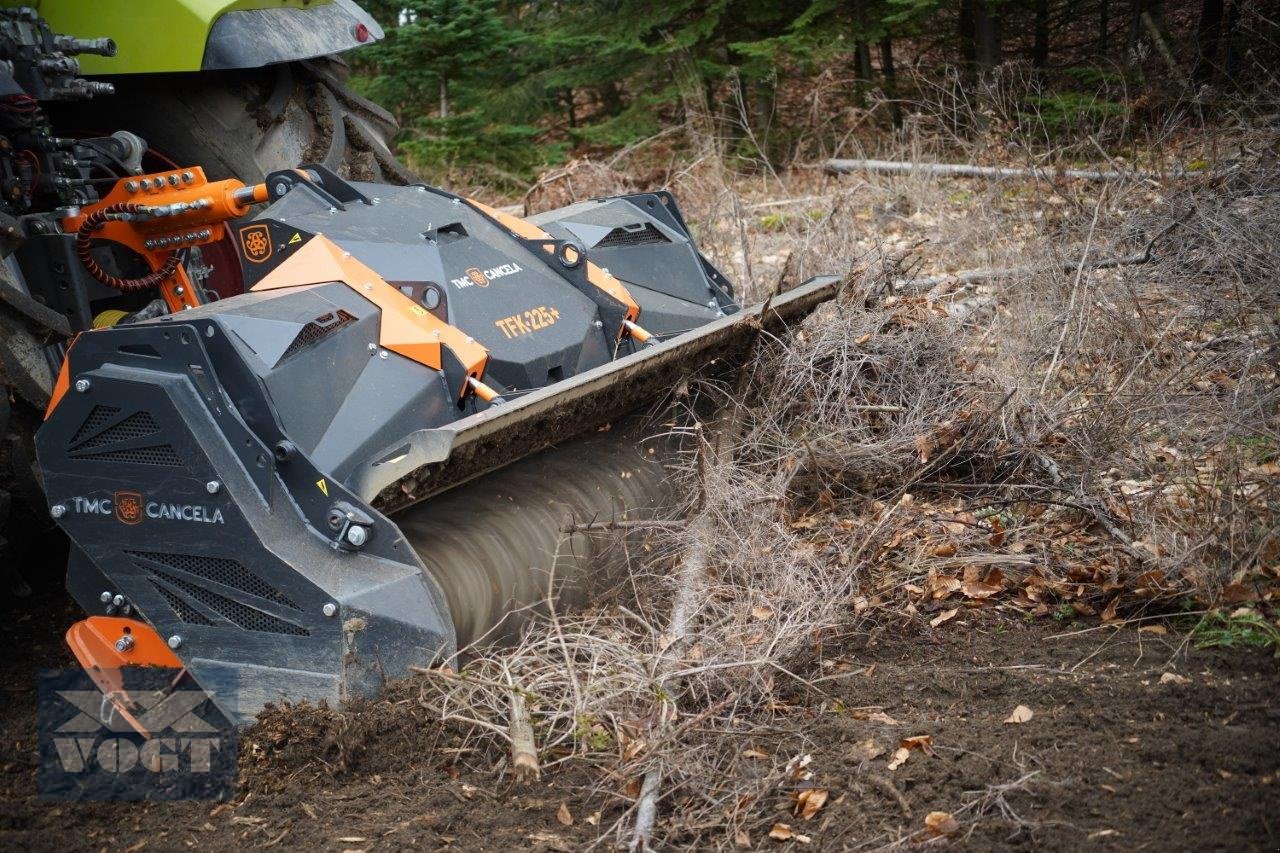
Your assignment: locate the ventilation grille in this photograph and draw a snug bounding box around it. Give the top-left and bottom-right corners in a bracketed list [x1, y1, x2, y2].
[76, 411, 160, 450]
[281, 309, 357, 361]
[128, 550, 300, 611]
[150, 579, 213, 626]
[596, 223, 669, 248]
[71, 405, 121, 443]
[145, 567, 309, 636]
[69, 406, 181, 467]
[76, 444, 183, 467]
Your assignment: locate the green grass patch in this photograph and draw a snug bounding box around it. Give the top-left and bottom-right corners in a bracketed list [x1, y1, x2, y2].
[1191, 609, 1280, 655]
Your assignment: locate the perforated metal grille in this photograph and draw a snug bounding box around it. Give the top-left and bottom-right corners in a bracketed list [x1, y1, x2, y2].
[70, 405, 121, 443]
[149, 578, 213, 625]
[596, 223, 669, 248]
[75, 411, 160, 450]
[76, 444, 183, 466]
[146, 568, 309, 636]
[281, 309, 357, 361]
[128, 550, 300, 611]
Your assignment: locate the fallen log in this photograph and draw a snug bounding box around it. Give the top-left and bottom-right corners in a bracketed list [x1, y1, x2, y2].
[824, 158, 1168, 183]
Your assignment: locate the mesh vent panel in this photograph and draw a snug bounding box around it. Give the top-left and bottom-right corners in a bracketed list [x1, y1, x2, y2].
[75, 411, 160, 450]
[149, 579, 213, 625]
[595, 223, 669, 248]
[70, 405, 121, 443]
[281, 309, 357, 361]
[76, 444, 182, 467]
[128, 550, 300, 611]
[145, 568, 309, 636]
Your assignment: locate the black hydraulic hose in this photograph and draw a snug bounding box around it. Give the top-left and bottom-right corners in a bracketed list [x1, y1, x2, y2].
[73, 202, 179, 292]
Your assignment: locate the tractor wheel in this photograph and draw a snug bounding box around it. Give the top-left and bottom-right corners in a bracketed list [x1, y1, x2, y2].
[49, 57, 416, 186]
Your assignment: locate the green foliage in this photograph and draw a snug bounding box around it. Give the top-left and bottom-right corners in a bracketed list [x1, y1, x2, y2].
[1191, 610, 1280, 655]
[1021, 92, 1127, 137]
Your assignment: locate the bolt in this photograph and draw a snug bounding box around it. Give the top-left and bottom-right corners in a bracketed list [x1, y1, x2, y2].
[51, 504, 66, 518]
[74, 378, 91, 393]
[182, 171, 194, 183]
[371, 197, 380, 205]
[124, 180, 138, 193]
[345, 525, 369, 547]
[167, 174, 179, 187]
[206, 480, 221, 494]
[706, 299, 717, 308]
[115, 635, 135, 653]
[168, 634, 183, 649]
[379, 350, 388, 359]
[99, 590, 112, 603]
[322, 602, 338, 617]
[273, 180, 290, 197]
[594, 320, 604, 329]
[174, 286, 185, 296]
[451, 197, 461, 205]
[367, 342, 377, 353]
[144, 239, 157, 249]
[112, 594, 125, 607]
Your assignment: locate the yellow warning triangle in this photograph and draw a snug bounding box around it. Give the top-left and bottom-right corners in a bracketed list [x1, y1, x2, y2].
[316, 478, 329, 496]
[289, 232, 302, 245]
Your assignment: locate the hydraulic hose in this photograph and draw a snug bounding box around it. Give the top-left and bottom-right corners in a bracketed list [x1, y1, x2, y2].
[73, 202, 180, 291]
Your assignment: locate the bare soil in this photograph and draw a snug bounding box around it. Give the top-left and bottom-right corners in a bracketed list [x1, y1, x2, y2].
[2, 586, 1276, 850]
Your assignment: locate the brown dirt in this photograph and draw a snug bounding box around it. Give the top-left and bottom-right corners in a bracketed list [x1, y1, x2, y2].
[2, 588, 1277, 850]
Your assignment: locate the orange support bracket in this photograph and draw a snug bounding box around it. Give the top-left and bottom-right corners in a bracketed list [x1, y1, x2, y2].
[65, 616, 184, 738]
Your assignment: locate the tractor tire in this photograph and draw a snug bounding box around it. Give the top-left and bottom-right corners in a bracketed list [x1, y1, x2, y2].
[49, 57, 417, 186]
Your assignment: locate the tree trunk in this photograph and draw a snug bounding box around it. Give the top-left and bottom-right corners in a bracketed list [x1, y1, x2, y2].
[439, 77, 449, 118]
[1099, 0, 1110, 53]
[563, 88, 576, 129]
[1032, 0, 1050, 67]
[959, 0, 977, 70]
[879, 37, 902, 129]
[853, 40, 873, 105]
[1222, 0, 1240, 81]
[975, 1, 1002, 71]
[1194, 0, 1226, 81]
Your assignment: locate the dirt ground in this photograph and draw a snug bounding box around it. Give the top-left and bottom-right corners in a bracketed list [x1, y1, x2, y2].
[2, 584, 1277, 851]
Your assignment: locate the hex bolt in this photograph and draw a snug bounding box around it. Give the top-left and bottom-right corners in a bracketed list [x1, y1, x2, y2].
[167, 635, 183, 650]
[706, 299, 717, 308]
[74, 378, 91, 393]
[112, 594, 125, 607]
[206, 480, 221, 495]
[378, 350, 388, 360]
[124, 180, 138, 193]
[50, 504, 66, 519]
[115, 635, 135, 653]
[182, 171, 194, 183]
[345, 525, 369, 547]
[99, 590, 112, 603]
[322, 602, 338, 617]
[367, 342, 377, 353]
[167, 174, 179, 186]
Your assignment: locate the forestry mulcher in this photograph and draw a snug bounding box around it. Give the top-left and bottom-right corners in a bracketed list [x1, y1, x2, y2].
[9, 10, 840, 728]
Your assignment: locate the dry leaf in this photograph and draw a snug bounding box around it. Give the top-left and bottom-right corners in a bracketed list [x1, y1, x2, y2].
[734, 829, 752, 848]
[742, 747, 770, 760]
[914, 434, 935, 463]
[1101, 596, 1120, 622]
[1003, 705, 1034, 724]
[900, 734, 934, 754]
[961, 579, 1001, 599]
[930, 608, 959, 627]
[586, 811, 600, 826]
[925, 811, 960, 837]
[1159, 672, 1190, 686]
[930, 576, 962, 599]
[1137, 624, 1167, 635]
[932, 541, 958, 558]
[769, 823, 794, 841]
[887, 747, 911, 770]
[868, 711, 899, 725]
[556, 803, 573, 826]
[752, 604, 775, 621]
[794, 788, 828, 820]
[851, 739, 886, 762]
